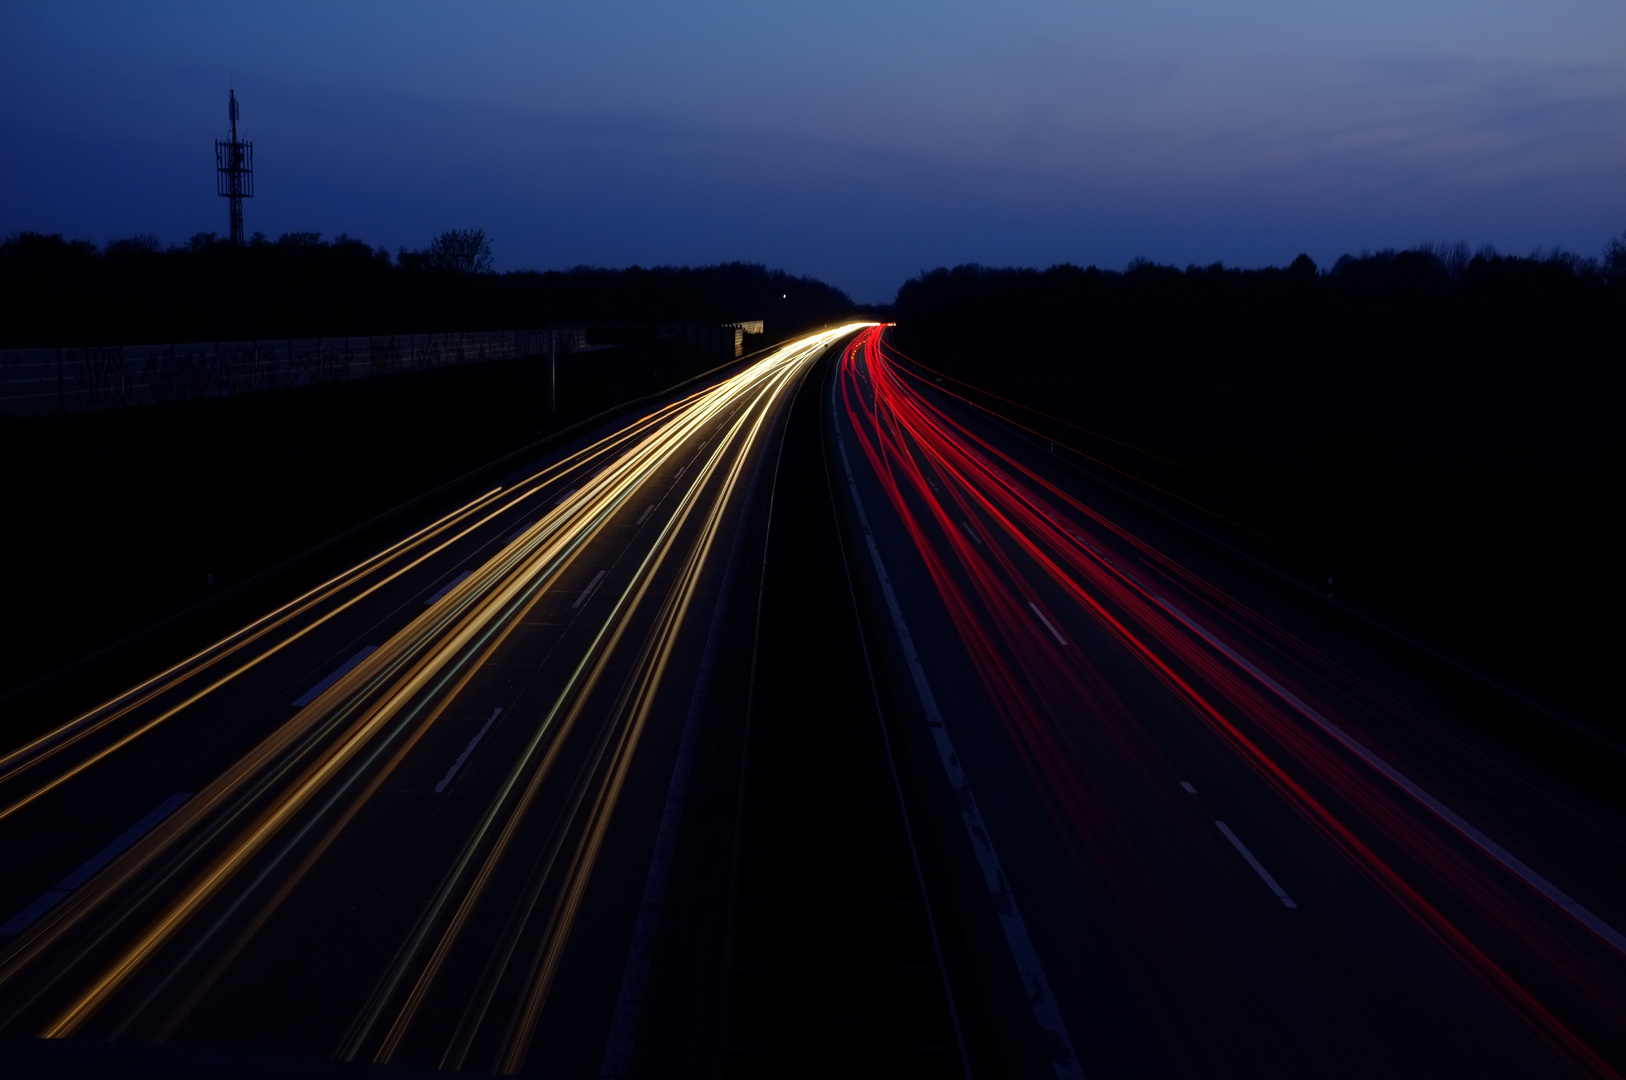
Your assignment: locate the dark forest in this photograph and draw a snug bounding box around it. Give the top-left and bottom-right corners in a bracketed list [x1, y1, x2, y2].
[0, 230, 859, 347]
[892, 243, 1623, 389]
[888, 241, 1623, 737]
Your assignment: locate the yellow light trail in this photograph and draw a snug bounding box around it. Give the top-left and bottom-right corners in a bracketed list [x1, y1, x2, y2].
[0, 394, 709, 816]
[0, 325, 869, 1061]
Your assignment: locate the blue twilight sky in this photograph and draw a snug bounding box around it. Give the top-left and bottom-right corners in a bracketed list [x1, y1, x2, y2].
[2, 2, 1622, 302]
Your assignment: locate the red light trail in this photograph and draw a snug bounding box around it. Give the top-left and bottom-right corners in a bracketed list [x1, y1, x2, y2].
[838, 325, 1624, 1078]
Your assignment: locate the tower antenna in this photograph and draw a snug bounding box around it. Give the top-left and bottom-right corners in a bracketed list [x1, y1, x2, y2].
[214, 89, 254, 244]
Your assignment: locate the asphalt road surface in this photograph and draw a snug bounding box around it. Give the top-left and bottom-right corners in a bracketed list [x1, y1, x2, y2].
[0, 325, 868, 1077]
[828, 325, 1626, 1079]
[3, 320, 1623, 1079]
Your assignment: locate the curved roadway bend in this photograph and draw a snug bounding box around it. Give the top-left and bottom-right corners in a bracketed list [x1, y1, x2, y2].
[829, 326, 1626, 1079]
[0, 324, 869, 1075]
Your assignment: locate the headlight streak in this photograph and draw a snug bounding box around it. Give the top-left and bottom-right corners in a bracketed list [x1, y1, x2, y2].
[348, 338, 826, 1071]
[0, 398, 690, 784]
[1, 376, 756, 946]
[145, 352, 813, 1056]
[136, 396, 789, 1044]
[46, 337, 828, 1037]
[0, 325, 865, 1068]
[1, 435, 700, 1018]
[838, 326, 1624, 1079]
[0, 396, 707, 822]
[475, 358, 805, 1075]
[0, 486, 504, 816]
[0, 484, 499, 783]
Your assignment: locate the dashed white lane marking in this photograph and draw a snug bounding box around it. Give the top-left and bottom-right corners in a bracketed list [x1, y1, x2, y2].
[635, 505, 655, 525]
[1, 793, 191, 936]
[554, 488, 578, 505]
[434, 709, 502, 794]
[1216, 821, 1298, 909]
[505, 521, 538, 543]
[292, 646, 377, 708]
[422, 570, 473, 607]
[572, 570, 608, 609]
[833, 377, 1084, 1080]
[1180, 781, 1198, 794]
[1028, 602, 1069, 647]
[960, 520, 984, 546]
[1152, 594, 1626, 958]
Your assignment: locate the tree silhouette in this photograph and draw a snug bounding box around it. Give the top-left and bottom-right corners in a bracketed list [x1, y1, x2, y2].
[0, 232, 859, 346]
[425, 228, 494, 275]
[1605, 230, 1626, 281]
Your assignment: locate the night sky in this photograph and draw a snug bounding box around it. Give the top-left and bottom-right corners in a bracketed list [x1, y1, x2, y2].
[3, 2, 1621, 301]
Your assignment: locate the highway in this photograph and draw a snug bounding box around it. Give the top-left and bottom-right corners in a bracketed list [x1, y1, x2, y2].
[0, 324, 870, 1077]
[829, 325, 1626, 1078]
[2, 318, 1623, 1079]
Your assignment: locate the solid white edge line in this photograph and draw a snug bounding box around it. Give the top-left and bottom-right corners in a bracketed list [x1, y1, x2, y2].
[1027, 602, 1069, 647]
[1215, 820, 1298, 909]
[832, 361, 1084, 1080]
[1153, 594, 1626, 959]
[434, 708, 502, 794]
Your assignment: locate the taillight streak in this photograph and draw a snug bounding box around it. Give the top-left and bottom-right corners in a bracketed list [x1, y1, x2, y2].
[838, 326, 1623, 1079]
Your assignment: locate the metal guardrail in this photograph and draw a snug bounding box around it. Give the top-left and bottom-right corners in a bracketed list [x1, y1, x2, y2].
[0, 329, 588, 416]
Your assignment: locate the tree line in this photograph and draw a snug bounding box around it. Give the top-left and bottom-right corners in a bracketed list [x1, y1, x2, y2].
[892, 239, 1625, 391]
[0, 229, 857, 348]
[889, 240, 1624, 738]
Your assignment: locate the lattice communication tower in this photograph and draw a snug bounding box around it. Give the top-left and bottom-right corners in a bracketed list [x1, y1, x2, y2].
[215, 90, 254, 244]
